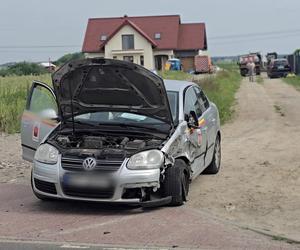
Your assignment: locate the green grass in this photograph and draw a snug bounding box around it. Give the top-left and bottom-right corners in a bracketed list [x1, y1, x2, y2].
[0, 65, 241, 134]
[284, 75, 300, 90]
[160, 64, 242, 124]
[158, 70, 193, 81]
[256, 75, 264, 84]
[196, 69, 241, 124]
[0, 74, 51, 133]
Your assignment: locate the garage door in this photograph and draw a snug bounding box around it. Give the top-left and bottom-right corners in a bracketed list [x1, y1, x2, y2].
[181, 57, 194, 72]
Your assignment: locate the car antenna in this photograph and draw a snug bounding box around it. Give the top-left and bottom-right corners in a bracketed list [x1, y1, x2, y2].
[68, 74, 76, 136]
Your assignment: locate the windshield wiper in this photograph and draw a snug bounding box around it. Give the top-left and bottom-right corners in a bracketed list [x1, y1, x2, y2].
[66, 120, 99, 127]
[98, 123, 167, 133]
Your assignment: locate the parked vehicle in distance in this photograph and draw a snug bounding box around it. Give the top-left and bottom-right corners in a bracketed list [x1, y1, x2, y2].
[238, 52, 263, 77]
[165, 58, 182, 71]
[194, 55, 213, 74]
[266, 52, 278, 65]
[267, 59, 291, 78]
[21, 58, 221, 207]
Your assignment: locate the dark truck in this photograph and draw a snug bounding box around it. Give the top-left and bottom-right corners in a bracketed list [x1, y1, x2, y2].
[267, 58, 291, 78]
[238, 53, 263, 77]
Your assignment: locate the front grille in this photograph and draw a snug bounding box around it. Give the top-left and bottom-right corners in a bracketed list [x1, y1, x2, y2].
[62, 186, 115, 199]
[61, 157, 123, 172]
[34, 179, 57, 195]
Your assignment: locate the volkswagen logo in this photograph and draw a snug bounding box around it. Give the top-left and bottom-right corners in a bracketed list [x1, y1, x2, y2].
[82, 157, 97, 171]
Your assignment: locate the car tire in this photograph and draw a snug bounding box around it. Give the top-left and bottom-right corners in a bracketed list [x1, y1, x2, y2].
[163, 159, 190, 206]
[203, 136, 221, 175]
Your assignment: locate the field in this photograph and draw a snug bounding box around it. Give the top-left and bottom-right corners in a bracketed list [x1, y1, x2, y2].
[0, 65, 241, 133]
[0, 74, 51, 133]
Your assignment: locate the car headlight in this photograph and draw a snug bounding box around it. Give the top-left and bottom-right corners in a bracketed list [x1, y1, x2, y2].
[127, 150, 164, 170]
[34, 143, 59, 164]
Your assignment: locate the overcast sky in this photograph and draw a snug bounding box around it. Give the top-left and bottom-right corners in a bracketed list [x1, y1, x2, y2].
[0, 0, 299, 64]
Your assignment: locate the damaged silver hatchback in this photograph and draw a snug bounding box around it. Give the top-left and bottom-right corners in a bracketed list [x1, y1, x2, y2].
[21, 58, 221, 207]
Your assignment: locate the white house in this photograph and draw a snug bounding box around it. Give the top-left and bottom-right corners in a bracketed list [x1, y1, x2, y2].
[82, 15, 208, 72]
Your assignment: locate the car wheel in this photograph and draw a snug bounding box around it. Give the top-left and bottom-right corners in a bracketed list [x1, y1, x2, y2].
[163, 159, 189, 206]
[203, 136, 221, 175]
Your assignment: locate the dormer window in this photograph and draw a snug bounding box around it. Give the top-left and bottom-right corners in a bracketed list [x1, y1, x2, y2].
[100, 35, 107, 41]
[154, 33, 161, 40]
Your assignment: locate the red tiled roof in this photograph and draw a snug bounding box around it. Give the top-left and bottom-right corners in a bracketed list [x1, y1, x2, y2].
[178, 23, 207, 50]
[82, 15, 207, 52]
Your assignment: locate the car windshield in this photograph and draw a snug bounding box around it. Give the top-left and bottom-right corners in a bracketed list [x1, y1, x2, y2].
[71, 91, 179, 127]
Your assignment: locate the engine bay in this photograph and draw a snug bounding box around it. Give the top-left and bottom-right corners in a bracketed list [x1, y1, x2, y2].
[48, 132, 164, 159]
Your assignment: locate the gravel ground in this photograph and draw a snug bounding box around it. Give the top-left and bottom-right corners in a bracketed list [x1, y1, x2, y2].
[189, 75, 300, 241]
[0, 133, 31, 184]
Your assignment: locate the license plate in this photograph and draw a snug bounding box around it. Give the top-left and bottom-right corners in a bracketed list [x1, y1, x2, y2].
[278, 66, 284, 70]
[63, 174, 113, 188]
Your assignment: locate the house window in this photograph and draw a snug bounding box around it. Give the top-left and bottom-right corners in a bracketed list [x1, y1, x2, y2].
[154, 33, 161, 40]
[100, 34, 107, 41]
[113, 56, 117, 60]
[140, 55, 144, 66]
[123, 56, 134, 63]
[122, 35, 134, 50]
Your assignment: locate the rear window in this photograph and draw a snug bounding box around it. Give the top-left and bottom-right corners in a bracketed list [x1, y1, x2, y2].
[274, 60, 288, 66]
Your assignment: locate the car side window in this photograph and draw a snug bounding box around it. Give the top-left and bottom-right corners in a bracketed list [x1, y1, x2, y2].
[193, 86, 210, 113]
[29, 85, 57, 115]
[184, 87, 202, 117]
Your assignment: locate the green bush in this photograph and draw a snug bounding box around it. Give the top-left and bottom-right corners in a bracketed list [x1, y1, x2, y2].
[0, 62, 47, 77]
[54, 52, 84, 66]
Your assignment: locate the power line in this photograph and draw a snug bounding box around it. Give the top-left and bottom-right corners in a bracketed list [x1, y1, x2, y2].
[210, 32, 300, 46]
[0, 45, 81, 49]
[209, 28, 300, 40]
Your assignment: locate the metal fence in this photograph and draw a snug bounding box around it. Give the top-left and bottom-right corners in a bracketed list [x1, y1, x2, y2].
[287, 52, 300, 75]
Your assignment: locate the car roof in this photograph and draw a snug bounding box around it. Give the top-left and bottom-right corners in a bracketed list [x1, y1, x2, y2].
[163, 79, 195, 92]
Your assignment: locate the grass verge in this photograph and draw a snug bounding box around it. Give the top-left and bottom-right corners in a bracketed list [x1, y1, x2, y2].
[0, 74, 51, 133]
[161, 65, 242, 124]
[283, 76, 300, 90]
[256, 76, 264, 84]
[195, 69, 241, 124]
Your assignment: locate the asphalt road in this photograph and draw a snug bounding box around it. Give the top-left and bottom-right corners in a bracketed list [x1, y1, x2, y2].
[0, 183, 297, 250]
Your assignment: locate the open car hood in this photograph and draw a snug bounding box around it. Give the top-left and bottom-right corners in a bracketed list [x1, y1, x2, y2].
[52, 58, 174, 126]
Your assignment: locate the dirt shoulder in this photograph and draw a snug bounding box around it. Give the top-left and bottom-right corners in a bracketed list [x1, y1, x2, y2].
[0, 133, 31, 184]
[189, 74, 300, 241]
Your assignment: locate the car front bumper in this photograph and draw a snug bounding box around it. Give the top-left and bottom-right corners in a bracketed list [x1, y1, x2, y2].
[32, 157, 161, 204]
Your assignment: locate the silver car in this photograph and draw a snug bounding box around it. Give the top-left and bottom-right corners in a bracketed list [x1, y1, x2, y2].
[21, 58, 221, 207]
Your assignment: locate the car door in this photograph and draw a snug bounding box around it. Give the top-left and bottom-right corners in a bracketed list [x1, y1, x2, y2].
[21, 81, 58, 162]
[194, 86, 216, 165]
[184, 86, 208, 176]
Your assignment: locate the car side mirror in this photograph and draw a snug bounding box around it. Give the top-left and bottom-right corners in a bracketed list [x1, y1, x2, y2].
[185, 111, 199, 128]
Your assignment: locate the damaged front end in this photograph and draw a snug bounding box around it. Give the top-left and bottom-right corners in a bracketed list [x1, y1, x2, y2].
[43, 126, 173, 206]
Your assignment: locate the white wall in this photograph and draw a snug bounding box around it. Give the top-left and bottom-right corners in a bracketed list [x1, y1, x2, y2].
[85, 52, 105, 58]
[104, 25, 154, 69]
